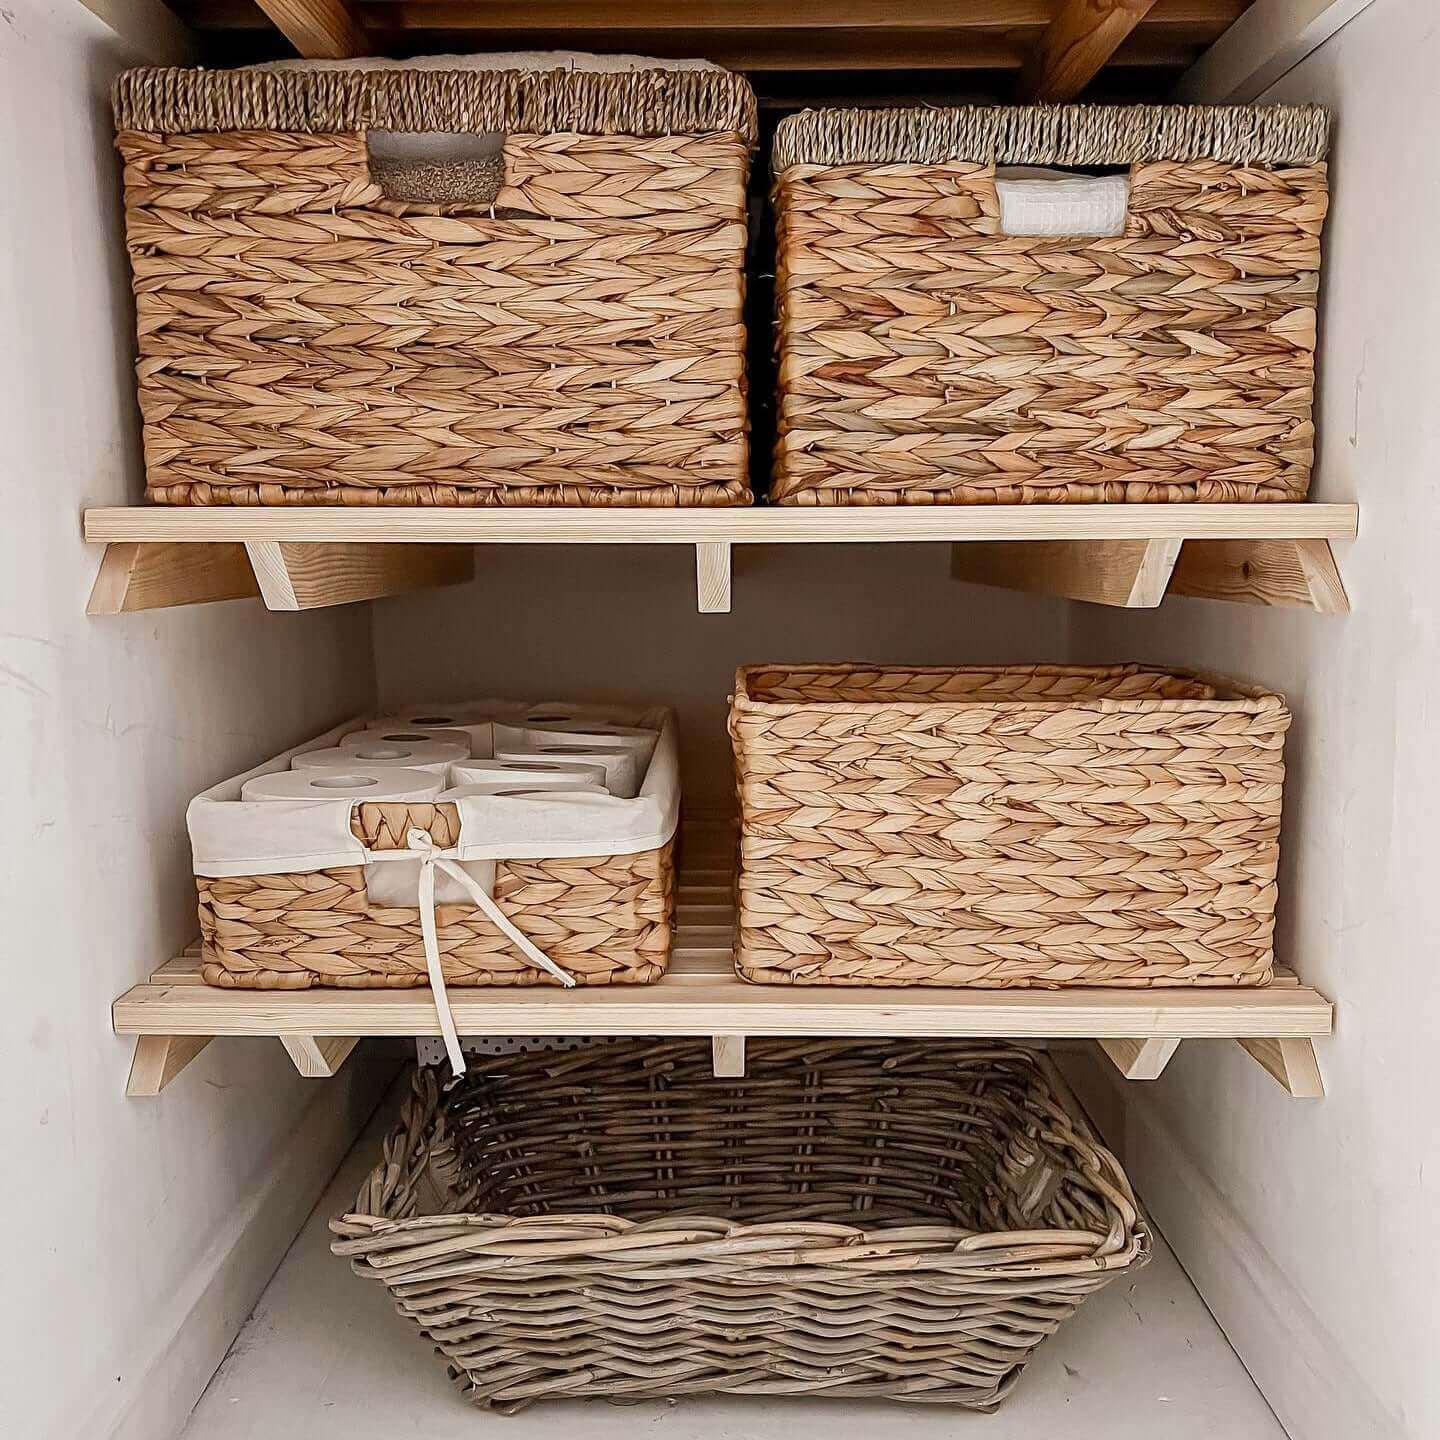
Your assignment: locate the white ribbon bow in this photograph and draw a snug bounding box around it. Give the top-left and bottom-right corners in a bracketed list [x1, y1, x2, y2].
[405, 827, 576, 1074]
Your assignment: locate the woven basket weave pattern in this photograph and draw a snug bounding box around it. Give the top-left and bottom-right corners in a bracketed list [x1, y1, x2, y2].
[771, 106, 1328, 506]
[731, 664, 1288, 987]
[331, 1039, 1149, 1410]
[198, 804, 674, 988]
[118, 118, 751, 506]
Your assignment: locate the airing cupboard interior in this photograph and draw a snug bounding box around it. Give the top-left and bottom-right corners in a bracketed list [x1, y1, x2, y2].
[8, 0, 1440, 1438]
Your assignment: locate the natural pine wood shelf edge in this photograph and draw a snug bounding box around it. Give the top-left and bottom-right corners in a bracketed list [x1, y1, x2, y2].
[114, 826, 1333, 1098]
[83, 504, 1358, 616]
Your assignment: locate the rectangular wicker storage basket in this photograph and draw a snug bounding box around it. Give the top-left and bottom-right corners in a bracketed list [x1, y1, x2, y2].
[731, 663, 1290, 987]
[191, 711, 678, 991]
[196, 801, 674, 990]
[332, 1038, 1149, 1411]
[112, 63, 756, 506]
[771, 105, 1330, 505]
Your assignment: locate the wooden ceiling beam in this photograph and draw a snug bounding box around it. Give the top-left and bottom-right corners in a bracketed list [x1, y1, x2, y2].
[254, 0, 371, 55]
[356, 0, 1238, 31]
[1020, 0, 1162, 100]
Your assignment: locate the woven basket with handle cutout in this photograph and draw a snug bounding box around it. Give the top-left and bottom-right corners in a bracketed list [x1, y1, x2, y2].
[771, 104, 1329, 505]
[113, 65, 756, 506]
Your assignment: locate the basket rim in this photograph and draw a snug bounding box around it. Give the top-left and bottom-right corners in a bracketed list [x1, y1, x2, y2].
[772, 103, 1329, 172]
[730, 662, 1289, 715]
[113, 64, 758, 143]
[331, 1041, 1150, 1274]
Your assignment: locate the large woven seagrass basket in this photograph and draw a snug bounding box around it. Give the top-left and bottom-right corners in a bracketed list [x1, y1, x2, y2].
[771, 104, 1330, 505]
[332, 1038, 1149, 1411]
[730, 663, 1290, 987]
[112, 63, 756, 506]
[199, 801, 674, 989]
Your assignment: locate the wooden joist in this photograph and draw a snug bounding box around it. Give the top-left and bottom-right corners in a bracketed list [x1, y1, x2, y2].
[1021, 0, 1162, 100]
[254, 0, 370, 56]
[363, 0, 1238, 30]
[176, 0, 1244, 75]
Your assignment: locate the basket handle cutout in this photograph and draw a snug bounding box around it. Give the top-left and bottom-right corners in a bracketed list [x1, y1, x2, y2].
[992, 166, 1130, 238]
[367, 131, 506, 207]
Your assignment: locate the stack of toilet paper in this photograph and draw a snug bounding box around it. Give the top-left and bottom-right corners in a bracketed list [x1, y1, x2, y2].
[195, 700, 676, 882]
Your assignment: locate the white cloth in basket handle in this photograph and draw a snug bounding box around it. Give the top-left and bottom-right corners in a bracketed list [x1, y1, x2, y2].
[405, 828, 577, 1074]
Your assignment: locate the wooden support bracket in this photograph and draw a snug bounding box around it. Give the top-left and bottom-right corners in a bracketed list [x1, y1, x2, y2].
[280, 1035, 360, 1078]
[126, 1034, 212, 1097]
[952, 538, 1182, 607]
[245, 542, 473, 611]
[712, 1034, 746, 1078]
[695, 543, 732, 614]
[1170, 539, 1349, 613]
[88, 542, 260, 615]
[1098, 1036, 1182, 1080]
[90, 540, 473, 615]
[1238, 1037, 1324, 1097]
[952, 537, 1347, 613]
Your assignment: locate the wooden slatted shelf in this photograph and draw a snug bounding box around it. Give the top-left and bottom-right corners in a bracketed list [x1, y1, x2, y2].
[84, 503, 1358, 616]
[114, 822, 1333, 1098]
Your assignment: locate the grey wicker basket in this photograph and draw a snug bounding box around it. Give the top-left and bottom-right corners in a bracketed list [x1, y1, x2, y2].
[331, 1038, 1149, 1411]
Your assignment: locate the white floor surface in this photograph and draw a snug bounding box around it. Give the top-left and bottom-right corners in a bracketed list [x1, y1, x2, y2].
[181, 1089, 1286, 1440]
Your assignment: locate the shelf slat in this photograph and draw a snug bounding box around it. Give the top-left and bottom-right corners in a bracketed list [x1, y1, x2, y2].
[113, 829, 1331, 1094]
[111, 966, 1335, 1040]
[84, 503, 1359, 545]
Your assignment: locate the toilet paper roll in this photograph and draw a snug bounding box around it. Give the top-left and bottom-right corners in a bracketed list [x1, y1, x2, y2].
[378, 712, 495, 758]
[342, 724, 473, 753]
[440, 783, 588, 800]
[451, 758, 609, 792]
[495, 743, 642, 798]
[240, 766, 445, 803]
[293, 739, 467, 776]
[496, 720, 655, 762]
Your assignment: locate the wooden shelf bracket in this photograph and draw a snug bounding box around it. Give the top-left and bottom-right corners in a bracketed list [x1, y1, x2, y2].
[952, 537, 1349, 613]
[281, 1035, 361, 1078]
[695, 542, 732, 614]
[88, 541, 473, 614]
[711, 1034, 746, 1078]
[1098, 1036, 1182, 1080]
[1239, 1037, 1325, 1098]
[126, 1034, 213, 1097]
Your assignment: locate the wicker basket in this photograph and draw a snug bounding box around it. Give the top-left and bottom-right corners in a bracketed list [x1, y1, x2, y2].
[731, 663, 1289, 987]
[332, 1038, 1149, 1411]
[771, 105, 1329, 505]
[112, 64, 756, 506]
[199, 800, 673, 988]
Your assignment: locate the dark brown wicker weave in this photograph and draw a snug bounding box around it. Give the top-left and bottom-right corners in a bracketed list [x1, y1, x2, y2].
[332, 1039, 1148, 1411]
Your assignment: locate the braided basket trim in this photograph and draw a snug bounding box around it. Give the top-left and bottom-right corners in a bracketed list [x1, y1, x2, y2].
[773, 103, 1329, 171]
[114, 65, 758, 142]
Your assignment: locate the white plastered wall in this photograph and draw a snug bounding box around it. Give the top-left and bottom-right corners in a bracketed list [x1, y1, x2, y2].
[1065, 2, 1439, 1436]
[0, 3, 386, 1437]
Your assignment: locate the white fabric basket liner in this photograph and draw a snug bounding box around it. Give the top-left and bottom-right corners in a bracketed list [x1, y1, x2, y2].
[189, 704, 678, 879]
